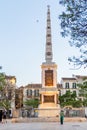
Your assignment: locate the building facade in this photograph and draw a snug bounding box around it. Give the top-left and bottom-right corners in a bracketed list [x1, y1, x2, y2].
[61, 75, 87, 97]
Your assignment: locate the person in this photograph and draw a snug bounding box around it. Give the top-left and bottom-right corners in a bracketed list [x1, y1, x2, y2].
[2, 110, 7, 123]
[10, 113, 12, 118]
[60, 110, 64, 125]
[0, 110, 3, 123]
[85, 114, 87, 120]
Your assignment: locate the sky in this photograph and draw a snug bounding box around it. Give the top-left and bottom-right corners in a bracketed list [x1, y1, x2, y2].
[0, 0, 87, 87]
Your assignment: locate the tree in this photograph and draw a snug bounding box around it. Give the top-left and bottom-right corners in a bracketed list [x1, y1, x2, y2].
[0, 67, 16, 118]
[59, 0, 87, 68]
[0, 73, 6, 90]
[77, 81, 87, 107]
[0, 72, 15, 112]
[59, 90, 82, 108]
[24, 99, 39, 108]
[0, 72, 6, 101]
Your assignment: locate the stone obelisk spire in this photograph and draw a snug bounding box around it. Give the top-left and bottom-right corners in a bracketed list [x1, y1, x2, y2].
[39, 6, 60, 117]
[45, 5, 53, 63]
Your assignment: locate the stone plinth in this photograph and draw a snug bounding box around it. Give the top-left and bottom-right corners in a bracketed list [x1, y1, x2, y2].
[38, 103, 60, 117]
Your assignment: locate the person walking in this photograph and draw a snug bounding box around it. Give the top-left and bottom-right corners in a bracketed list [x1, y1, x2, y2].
[0, 110, 3, 123]
[60, 110, 64, 125]
[2, 110, 7, 123]
[85, 114, 87, 120]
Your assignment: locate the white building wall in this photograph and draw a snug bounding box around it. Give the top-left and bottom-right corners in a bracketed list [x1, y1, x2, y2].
[61, 79, 79, 97]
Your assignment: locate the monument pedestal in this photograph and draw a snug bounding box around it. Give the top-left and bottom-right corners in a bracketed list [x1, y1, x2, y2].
[38, 86, 60, 117]
[38, 103, 60, 117]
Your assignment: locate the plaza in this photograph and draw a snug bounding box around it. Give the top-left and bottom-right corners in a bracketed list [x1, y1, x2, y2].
[0, 2, 87, 123]
[0, 122, 87, 130]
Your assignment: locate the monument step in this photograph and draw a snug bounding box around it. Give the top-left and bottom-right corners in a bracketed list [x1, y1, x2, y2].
[11, 117, 86, 123]
[39, 103, 59, 108]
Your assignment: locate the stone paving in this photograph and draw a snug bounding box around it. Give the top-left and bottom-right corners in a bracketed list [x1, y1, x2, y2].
[0, 122, 87, 130]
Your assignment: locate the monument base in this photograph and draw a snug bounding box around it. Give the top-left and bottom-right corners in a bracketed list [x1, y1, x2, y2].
[38, 103, 60, 117]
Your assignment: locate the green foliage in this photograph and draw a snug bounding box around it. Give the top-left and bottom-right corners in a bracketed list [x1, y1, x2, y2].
[59, 0, 87, 68]
[72, 100, 82, 108]
[0, 100, 11, 110]
[77, 80, 87, 107]
[59, 90, 82, 108]
[24, 99, 39, 108]
[0, 73, 5, 90]
[0, 72, 11, 110]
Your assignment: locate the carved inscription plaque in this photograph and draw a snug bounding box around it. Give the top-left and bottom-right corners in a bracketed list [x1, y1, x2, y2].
[44, 95, 54, 102]
[45, 70, 53, 86]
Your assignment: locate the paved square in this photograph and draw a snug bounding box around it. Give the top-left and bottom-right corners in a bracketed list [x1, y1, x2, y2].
[0, 122, 87, 130]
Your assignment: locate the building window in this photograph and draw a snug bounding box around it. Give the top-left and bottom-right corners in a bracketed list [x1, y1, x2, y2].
[34, 89, 39, 97]
[65, 82, 69, 89]
[72, 83, 76, 89]
[26, 89, 32, 96]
